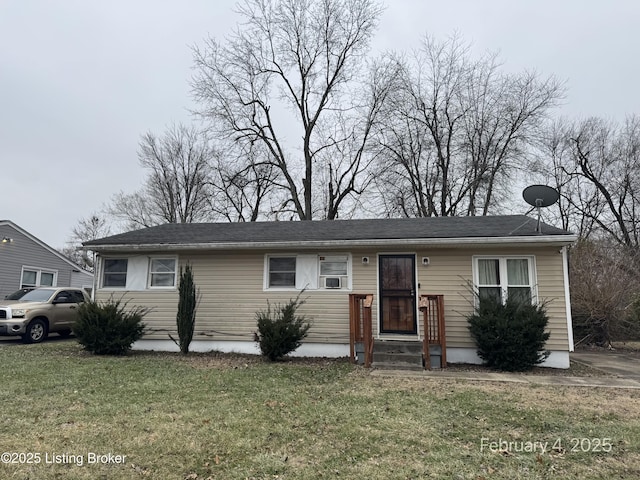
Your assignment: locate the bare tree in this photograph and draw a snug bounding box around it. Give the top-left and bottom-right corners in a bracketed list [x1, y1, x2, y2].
[533, 118, 604, 237]
[372, 35, 564, 217]
[570, 240, 640, 345]
[570, 116, 640, 248]
[109, 124, 214, 229]
[209, 142, 280, 222]
[61, 215, 111, 272]
[191, 0, 384, 220]
[534, 117, 640, 344]
[535, 116, 640, 248]
[314, 58, 400, 219]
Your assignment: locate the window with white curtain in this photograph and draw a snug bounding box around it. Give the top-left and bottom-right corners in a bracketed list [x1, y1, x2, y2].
[474, 257, 535, 304]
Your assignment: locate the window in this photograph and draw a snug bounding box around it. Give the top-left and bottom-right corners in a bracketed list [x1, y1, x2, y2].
[21, 270, 37, 288]
[475, 257, 535, 304]
[268, 257, 296, 288]
[69, 290, 87, 303]
[53, 290, 74, 303]
[319, 255, 348, 289]
[102, 259, 128, 287]
[20, 267, 57, 288]
[264, 254, 351, 290]
[149, 258, 177, 288]
[319, 256, 348, 276]
[40, 272, 55, 286]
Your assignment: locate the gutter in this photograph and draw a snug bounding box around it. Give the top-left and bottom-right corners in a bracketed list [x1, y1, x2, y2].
[84, 234, 579, 252]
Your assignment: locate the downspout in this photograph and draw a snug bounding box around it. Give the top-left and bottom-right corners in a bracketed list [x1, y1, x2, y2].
[561, 246, 574, 352]
[91, 252, 99, 301]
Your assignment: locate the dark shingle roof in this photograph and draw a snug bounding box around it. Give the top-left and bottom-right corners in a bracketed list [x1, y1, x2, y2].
[84, 216, 574, 250]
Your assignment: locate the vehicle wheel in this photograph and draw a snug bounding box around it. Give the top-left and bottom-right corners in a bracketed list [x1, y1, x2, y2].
[57, 329, 72, 338]
[22, 319, 48, 344]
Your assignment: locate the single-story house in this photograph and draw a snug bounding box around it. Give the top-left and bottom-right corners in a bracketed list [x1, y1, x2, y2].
[0, 220, 93, 299]
[84, 215, 577, 368]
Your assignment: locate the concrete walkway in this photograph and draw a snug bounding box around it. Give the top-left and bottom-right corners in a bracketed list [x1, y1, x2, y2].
[370, 351, 640, 389]
[571, 350, 640, 379]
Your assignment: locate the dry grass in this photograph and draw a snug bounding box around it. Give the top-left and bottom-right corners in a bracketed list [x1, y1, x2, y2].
[444, 359, 610, 377]
[0, 341, 639, 479]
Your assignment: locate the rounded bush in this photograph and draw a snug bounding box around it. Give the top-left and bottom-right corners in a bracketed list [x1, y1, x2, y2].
[74, 299, 148, 355]
[467, 297, 551, 371]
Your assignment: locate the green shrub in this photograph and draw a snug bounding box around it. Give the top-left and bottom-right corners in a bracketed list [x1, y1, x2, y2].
[255, 294, 311, 361]
[171, 264, 198, 354]
[74, 298, 148, 355]
[467, 296, 550, 371]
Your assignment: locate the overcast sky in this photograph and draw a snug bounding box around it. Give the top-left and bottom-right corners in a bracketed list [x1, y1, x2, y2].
[1, 0, 638, 250]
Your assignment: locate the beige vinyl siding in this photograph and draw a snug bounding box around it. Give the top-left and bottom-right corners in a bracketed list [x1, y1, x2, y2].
[534, 248, 570, 349]
[415, 250, 474, 348]
[94, 245, 570, 351]
[96, 251, 356, 344]
[412, 247, 569, 350]
[185, 252, 353, 343]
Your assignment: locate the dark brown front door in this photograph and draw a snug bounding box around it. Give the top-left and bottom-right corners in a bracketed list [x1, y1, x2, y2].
[379, 255, 417, 334]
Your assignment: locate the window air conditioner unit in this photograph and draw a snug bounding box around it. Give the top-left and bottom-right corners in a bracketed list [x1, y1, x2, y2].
[323, 277, 342, 289]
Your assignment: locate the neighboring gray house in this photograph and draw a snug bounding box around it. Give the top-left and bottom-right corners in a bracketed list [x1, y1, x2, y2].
[0, 220, 93, 299]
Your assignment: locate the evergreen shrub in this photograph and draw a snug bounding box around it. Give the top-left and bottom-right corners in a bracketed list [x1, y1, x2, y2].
[172, 264, 198, 354]
[467, 296, 550, 371]
[255, 294, 311, 361]
[74, 298, 148, 355]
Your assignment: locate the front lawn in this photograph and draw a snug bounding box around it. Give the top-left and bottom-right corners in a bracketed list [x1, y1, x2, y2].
[1, 341, 638, 479]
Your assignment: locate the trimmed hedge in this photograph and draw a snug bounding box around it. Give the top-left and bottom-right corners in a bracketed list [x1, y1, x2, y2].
[467, 297, 550, 371]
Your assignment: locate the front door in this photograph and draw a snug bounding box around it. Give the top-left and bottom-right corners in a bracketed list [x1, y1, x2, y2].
[379, 254, 417, 334]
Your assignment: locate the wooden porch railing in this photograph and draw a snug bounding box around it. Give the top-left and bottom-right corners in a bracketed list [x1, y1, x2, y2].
[349, 294, 374, 367]
[419, 294, 447, 369]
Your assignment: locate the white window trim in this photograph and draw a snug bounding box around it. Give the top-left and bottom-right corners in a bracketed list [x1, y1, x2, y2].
[101, 257, 129, 289]
[472, 255, 538, 304]
[264, 255, 298, 291]
[147, 256, 178, 289]
[20, 266, 58, 288]
[318, 254, 351, 291]
[263, 253, 353, 291]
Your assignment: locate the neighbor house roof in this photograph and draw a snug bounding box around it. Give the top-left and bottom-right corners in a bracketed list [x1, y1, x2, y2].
[83, 216, 577, 252]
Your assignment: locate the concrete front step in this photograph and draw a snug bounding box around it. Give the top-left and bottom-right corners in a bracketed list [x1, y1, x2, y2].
[374, 361, 425, 372]
[372, 340, 445, 370]
[374, 340, 423, 354]
[373, 340, 424, 370]
[373, 352, 423, 366]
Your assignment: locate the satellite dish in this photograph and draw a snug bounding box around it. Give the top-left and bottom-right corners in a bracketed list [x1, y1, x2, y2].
[523, 184, 560, 208]
[522, 185, 559, 233]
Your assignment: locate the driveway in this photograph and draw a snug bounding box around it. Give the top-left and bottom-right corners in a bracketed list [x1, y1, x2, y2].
[571, 350, 640, 379]
[0, 335, 72, 346]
